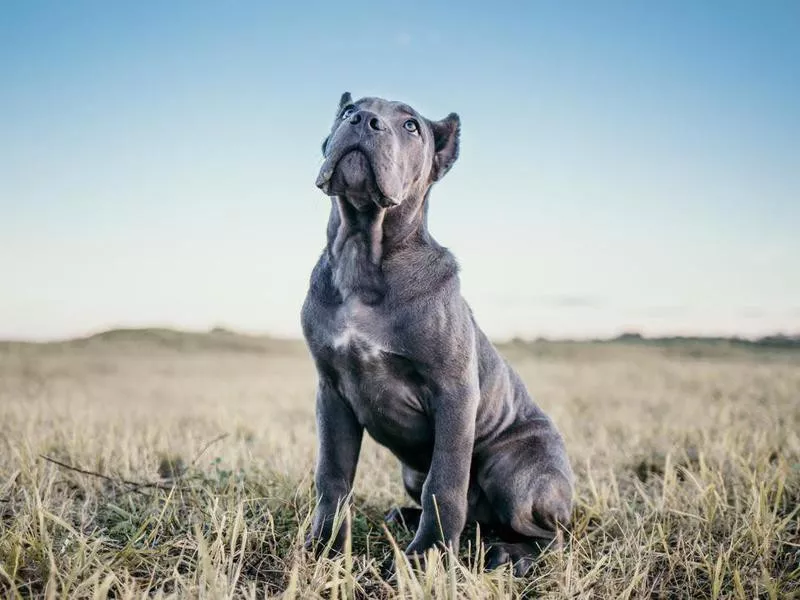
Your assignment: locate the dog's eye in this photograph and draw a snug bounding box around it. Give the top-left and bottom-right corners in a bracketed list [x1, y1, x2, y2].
[403, 119, 419, 133]
[341, 107, 355, 120]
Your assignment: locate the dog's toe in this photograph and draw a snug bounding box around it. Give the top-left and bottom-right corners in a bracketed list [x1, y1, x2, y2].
[484, 541, 542, 577]
[484, 544, 511, 570]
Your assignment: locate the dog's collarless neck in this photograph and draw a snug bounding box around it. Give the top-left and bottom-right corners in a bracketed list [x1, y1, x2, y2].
[325, 197, 386, 305]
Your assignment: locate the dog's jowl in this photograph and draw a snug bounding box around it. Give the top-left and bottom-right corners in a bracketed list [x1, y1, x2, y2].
[301, 93, 573, 575]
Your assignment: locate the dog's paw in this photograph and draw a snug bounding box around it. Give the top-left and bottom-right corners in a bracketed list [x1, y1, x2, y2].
[484, 541, 543, 577]
[403, 537, 456, 572]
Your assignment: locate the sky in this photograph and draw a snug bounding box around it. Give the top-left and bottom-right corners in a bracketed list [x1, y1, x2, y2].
[1, 1, 798, 341]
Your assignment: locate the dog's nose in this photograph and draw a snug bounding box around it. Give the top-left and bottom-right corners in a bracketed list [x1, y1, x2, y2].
[368, 116, 385, 131]
[348, 110, 386, 132]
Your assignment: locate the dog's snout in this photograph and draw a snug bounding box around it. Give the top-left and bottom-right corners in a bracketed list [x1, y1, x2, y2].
[347, 110, 386, 132]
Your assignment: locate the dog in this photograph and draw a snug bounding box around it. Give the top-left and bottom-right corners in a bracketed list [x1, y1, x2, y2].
[301, 93, 573, 575]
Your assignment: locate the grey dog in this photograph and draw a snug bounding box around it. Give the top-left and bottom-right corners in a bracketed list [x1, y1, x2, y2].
[301, 93, 573, 575]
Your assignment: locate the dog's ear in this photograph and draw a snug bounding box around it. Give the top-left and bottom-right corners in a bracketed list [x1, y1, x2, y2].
[430, 113, 460, 181]
[338, 92, 353, 112]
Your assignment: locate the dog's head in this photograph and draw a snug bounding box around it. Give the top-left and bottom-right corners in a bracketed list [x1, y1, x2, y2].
[316, 93, 460, 209]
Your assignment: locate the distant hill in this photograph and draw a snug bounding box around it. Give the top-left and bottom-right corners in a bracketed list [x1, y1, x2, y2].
[0, 327, 305, 354]
[1, 327, 797, 359]
[504, 330, 800, 361]
[609, 331, 800, 349]
[507, 331, 800, 349]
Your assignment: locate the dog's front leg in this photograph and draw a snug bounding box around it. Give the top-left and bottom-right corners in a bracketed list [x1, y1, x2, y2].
[306, 378, 364, 556]
[405, 375, 479, 558]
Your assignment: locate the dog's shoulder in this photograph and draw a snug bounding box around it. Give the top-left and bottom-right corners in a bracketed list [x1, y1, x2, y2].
[386, 242, 460, 302]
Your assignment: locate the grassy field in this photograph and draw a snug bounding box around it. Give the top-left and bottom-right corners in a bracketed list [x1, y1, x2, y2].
[0, 329, 798, 599]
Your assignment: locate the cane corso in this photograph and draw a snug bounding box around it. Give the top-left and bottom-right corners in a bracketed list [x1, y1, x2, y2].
[301, 93, 573, 575]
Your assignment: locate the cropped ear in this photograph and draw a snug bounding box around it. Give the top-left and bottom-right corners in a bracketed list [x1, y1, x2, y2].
[338, 92, 353, 112]
[429, 113, 460, 181]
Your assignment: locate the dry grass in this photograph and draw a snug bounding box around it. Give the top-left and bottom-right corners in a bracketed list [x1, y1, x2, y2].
[0, 332, 798, 599]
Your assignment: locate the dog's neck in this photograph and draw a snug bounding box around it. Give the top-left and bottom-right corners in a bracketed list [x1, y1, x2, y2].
[326, 190, 430, 304]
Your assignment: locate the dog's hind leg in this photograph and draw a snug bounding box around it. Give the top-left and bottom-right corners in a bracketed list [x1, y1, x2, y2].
[384, 464, 425, 530]
[400, 463, 426, 504]
[481, 474, 569, 575]
[479, 451, 573, 575]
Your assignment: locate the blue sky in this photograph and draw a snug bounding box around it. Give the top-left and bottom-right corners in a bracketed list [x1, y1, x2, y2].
[1, 1, 798, 340]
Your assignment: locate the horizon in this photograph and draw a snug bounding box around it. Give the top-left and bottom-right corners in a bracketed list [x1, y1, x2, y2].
[2, 1, 799, 341]
[2, 324, 798, 346]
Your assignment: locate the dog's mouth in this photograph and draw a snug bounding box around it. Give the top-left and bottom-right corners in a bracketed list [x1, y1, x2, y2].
[316, 146, 400, 208]
[328, 150, 377, 196]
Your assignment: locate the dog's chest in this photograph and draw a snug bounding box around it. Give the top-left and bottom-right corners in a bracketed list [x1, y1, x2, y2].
[323, 299, 433, 457]
[329, 299, 387, 359]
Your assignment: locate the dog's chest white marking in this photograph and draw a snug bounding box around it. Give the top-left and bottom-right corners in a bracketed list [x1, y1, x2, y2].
[331, 300, 385, 359]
